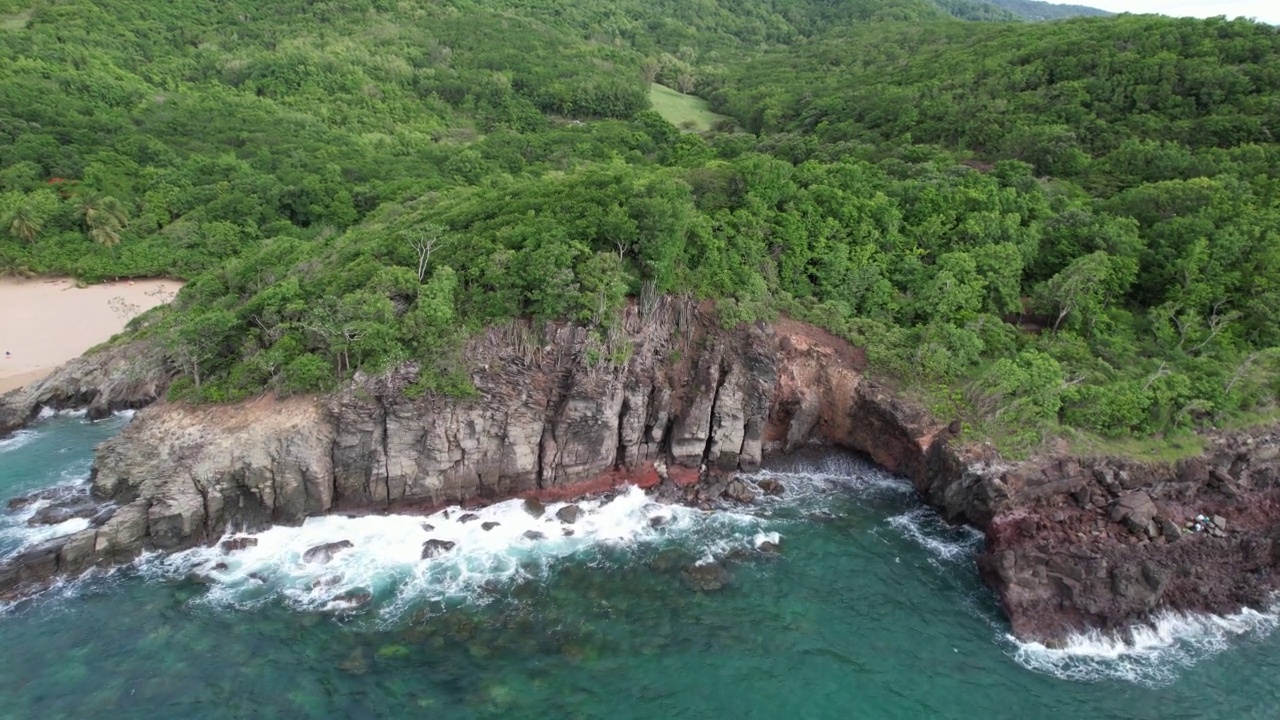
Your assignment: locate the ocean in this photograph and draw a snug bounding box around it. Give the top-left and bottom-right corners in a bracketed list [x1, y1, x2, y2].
[2, 412, 1279, 719]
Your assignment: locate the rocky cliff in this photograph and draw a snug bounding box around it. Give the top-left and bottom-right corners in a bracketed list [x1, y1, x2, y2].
[0, 340, 173, 436]
[3, 300, 1280, 645]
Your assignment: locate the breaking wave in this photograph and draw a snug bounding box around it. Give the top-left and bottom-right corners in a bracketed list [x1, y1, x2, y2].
[137, 487, 775, 624]
[1008, 603, 1280, 686]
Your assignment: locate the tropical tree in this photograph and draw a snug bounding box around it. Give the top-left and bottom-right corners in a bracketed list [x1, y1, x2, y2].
[6, 205, 41, 243]
[78, 193, 128, 248]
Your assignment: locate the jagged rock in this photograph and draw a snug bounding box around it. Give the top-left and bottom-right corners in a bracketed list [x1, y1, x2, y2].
[1110, 492, 1158, 536]
[756, 478, 785, 496]
[303, 540, 354, 564]
[1157, 517, 1181, 540]
[26, 503, 100, 527]
[522, 498, 545, 518]
[458, 513, 480, 523]
[681, 562, 731, 592]
[1212, 515, 1227, 532]
[481, 521, 500, 531]
[522, 530, 545, 541]
[221, 537, 259, 553]
[556, 505, 581, 524]
[724, 479, 756, 504]
[421, 539, 456, 558]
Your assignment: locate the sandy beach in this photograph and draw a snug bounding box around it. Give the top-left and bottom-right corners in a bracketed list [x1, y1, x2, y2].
[0, 277, 180, 394]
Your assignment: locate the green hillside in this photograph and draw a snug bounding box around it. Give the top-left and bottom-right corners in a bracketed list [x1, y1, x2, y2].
[2, 0, 1278, 450]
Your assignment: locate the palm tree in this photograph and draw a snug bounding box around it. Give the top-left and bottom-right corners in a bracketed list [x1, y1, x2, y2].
[7, 205, 41, 243]
[78, 193, 128, 248]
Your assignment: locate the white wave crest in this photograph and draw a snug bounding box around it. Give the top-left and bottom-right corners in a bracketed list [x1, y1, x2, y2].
[886, 506, 984, 564]
[35, 407, 87, 420]
[1010, 604, 1280, 686]
[138, 486, 768, 623]
[0, 429, 37, 454]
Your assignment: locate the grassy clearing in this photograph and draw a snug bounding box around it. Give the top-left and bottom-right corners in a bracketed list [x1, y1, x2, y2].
[0, 8, 31, 30]
[1064, 429, 1209, 464]
[648, 83, 733, 133]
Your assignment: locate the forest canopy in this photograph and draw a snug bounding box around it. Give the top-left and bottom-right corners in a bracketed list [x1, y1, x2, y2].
[2, 0, 1279, 452]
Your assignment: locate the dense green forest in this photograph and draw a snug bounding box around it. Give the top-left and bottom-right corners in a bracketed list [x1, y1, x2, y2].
[2, 0, 1279, 453]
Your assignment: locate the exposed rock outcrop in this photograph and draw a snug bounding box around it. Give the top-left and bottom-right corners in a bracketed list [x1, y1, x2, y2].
[0, 340, 174, 436]
[4, 299, 1280, 645]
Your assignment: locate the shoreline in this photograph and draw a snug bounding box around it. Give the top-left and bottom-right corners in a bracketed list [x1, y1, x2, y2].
[0, 278, 180, 394]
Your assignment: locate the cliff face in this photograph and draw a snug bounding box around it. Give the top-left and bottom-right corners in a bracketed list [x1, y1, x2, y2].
[959, 435, 1280, 642]
[2, 300, 915, 591]
[4, 303, 1280, 645]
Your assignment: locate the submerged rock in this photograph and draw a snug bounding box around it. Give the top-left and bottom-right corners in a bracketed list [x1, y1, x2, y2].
[303, 540, 354, 564]
[681, 561, 731, 592]
[421, 523, 435, 531]
[756, 538, 781, 553]
[556, 505, 581, 524]
[329, 589, 373, 612]
[649, 515, 669, 528]
[481, 521, 501, 531]
[220, 537, 259, 553]
[25, 503, 101, 527]
[522, 530, 545, 541]
[421, 539, 457, 559]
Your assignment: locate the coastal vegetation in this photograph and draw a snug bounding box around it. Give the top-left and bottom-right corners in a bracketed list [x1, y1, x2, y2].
[1, 0, 1278, 453]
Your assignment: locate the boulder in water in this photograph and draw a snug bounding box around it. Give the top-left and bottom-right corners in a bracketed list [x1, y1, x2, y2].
[556, 505, 581, 524]
[248, 572, 269, 584]
[724, 479, 756, 504]
[303, 540, 354, 564]
[522, 498, 545, 518]
[682, 561, 731, 592]
[649, 515, 669, 528]
[421, 523, 435, 531]
[221, 537, 259, 553]
[482, 521, 501, 531]
[458, 513, 480, 523]
[562, 528, 575, 537]
[523, 530, 545, 541]
[329, 589, 373, 612]
[756, 478, 785, 496]
[421, 539, 457, 559]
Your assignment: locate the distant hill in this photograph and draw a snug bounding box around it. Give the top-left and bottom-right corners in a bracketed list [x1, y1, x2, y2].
[986, 0, 1113, 20]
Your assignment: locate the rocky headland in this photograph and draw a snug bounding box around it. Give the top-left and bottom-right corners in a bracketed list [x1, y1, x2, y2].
[2, 298, 1279, 644]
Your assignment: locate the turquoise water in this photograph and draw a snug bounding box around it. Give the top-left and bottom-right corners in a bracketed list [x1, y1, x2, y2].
[3, 416, 1280, 719]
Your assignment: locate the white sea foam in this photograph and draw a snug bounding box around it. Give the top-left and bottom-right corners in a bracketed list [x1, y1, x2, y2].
[1009, 603, 1280, 686]
[886, 505, 984, 564]
[35, 406, 87, 420]
[138, 486, 769, 623]
[0, 429, 37, 454]
[0, 466, 97, 558]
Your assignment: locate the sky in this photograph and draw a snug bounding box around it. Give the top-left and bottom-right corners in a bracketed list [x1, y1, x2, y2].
[1090, 1, 1280, 24]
